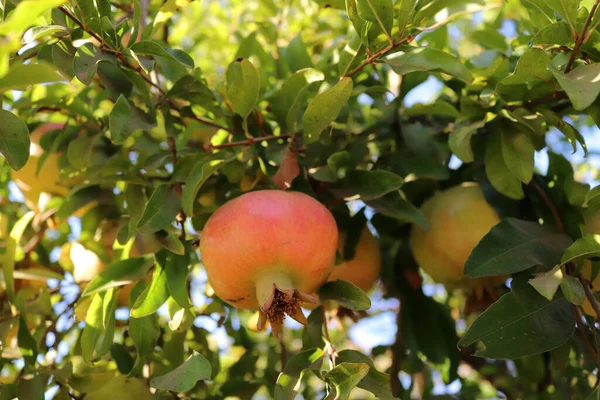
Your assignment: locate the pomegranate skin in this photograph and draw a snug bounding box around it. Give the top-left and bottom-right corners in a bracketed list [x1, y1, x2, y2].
[199, 190, 338, 310]
[329, 228, 381, 292]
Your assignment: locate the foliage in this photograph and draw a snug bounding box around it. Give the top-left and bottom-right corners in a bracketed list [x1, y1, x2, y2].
[2, 0, 600, 398]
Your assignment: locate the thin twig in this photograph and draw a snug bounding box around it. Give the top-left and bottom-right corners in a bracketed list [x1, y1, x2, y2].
[565, 0, 600, 72]
[110, 2, 133, 13]
[167, 137, 187, 240]
[208, 135, 291, 151]
[389, 304, 403, 397]
[164, 98, 231, 133]
[506, 92, 569, 111]
[59, 5, 230, 135]
[581, 277, 600, 320]
[529, 180, 600, 372]
[575, 306, 600, 369]
[321, 306, 336, 369]
[529, 180, 565, 233]
[344, 36, 412, 78]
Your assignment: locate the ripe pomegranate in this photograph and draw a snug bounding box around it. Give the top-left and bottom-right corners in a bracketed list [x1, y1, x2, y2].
[199, 190, 338, 337]
[410, 183, 505, 294]
[304, 227, 382, 312]
[329, 227, 381, 292]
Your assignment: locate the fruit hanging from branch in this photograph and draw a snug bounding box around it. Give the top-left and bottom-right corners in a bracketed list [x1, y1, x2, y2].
[199, 190, 338, 337]
[330, 227, 381, 292]
[305, 227, 382, 312]
[410, 183, 506, 297]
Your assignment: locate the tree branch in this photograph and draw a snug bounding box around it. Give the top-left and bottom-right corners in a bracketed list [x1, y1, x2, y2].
[575, 306, 600, 369]
[321, 306, 337, 369]
[207, 134, 291, 152]
[565, 0, 600, 73]
[389, 304, 403, 397]
[529, 180, 564, 233]
[167, 136, 187, 240]
[58, 6, 230, 135]
[344, 37, 411, 78]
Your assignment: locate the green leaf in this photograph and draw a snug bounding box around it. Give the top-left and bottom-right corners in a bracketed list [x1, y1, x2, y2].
[16, 374, 44, 400]
[397, 0, 417, 37]
[357, 0, 394, 38]
[302, 77, 353, 143]
[401, 292, 459, 380]
[150, 0, 188, 35]
[448, 119, 485, 163]
[318, 280, 371, 310]
[226, 58, 260, 119]
[165, 247, 192, 308]
[67, 134, 94, 169]
[331, 169, 403, 201]
[560, 275, 586, 305]
[458, 275, 576, 359]
[153, 230, 185, 255]
[275, 348, 324, 400]
[485, 133, 524, 200]
[81, 290, 117, 364]
[18, 316, 38, 366]
[561, 234, 600, 265]
[111, 343, 135, 375]
[324, 362, 370, 400]
[73, 43, 114, 85]
[0, 316, 17, 353]
[130, 40, 194, 69]
[404, 100, 459, 117]
[549, 63, 600, 111]
[501, 131, 535, 183]
[83, 257, 153, 296]
[130, 252, 170, 318]
[150, 351, 212, 392]
[129, 313, 160, 375]
[271, 68, 324, 132]
[499, 48, 552, 86]
[337, 350, 398, 400]
[528, 266, 563, 301]
[312, 0, 346, 9]
[386, 47, 473, 83]
[165, 75, 217, 112]
[339, 33, 364, 77]
[22, 25, 70, 43]
[110, 95, 133, 143]
[0, 62, 63, 91]
[302, 307, 325, 349]
[182, 152, 236, 216]
[545, 0, 578, 32]
[532, 21, 573, 46]
[0, 0, 67, 35]
[285, 34, 313, 73]
[465, 218, 572, 278]
[109, 95, 155, 143]
[364, 191, 427, 229]
[540, 108, 587, 154]
[2, 211, 34, 301]
[0, 110, 30, 170]
[85, 376, 151, 400]
[137, 184, 181, 233]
